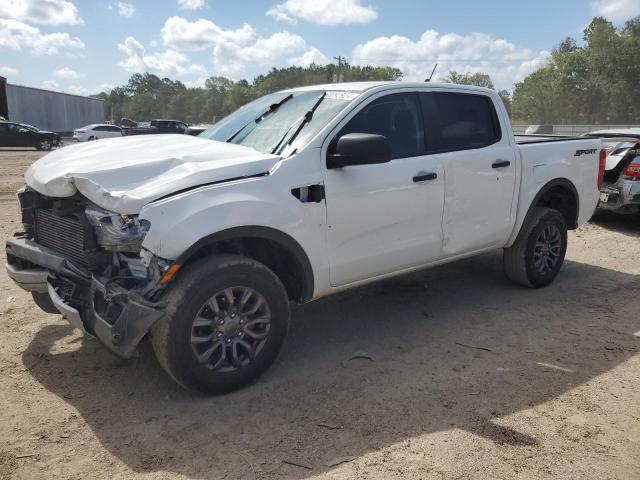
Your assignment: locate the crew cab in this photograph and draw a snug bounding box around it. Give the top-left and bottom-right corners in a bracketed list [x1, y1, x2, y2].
[0, 121, 62, 150]
[5, 82, 603, 394]
[123, 119, 188, 136]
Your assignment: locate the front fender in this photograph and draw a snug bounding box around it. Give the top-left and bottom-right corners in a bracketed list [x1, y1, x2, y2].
[138, 176, 327, 299]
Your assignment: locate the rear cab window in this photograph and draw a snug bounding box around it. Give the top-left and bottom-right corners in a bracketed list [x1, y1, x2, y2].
[420, 91, 502, 153]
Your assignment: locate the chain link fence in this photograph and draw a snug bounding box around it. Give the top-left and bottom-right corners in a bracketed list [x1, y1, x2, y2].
[512, 125, 640, 136]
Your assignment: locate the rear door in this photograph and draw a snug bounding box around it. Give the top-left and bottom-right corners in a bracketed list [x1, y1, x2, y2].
[322, 91, 445, 286]
[420, 91, 517, 255]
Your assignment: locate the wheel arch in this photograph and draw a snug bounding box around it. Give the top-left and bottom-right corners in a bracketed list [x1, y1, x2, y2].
[531, 178, 579, 230]
[175, 226, 314, 304]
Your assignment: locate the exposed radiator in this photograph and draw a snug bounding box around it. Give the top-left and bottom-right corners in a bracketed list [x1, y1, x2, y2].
[34, 209, 88, 266]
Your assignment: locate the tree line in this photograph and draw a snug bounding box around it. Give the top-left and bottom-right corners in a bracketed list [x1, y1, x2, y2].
[512, 17, 640, 124]
[93, 17, 640, 126]
[94, 64, 401, 125]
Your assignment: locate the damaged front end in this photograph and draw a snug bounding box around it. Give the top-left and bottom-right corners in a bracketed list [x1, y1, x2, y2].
[5, 187, 174, 357]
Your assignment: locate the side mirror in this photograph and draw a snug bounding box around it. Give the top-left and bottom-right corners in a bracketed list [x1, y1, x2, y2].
[327, 133, 392, 169]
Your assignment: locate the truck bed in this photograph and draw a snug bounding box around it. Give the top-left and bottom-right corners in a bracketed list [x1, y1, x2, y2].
[515, 134, 586, 144]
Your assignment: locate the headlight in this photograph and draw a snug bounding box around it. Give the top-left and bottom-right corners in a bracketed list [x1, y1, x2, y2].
[85, 207, 151, 252]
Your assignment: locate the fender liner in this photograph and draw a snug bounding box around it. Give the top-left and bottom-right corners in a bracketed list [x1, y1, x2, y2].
[520, 178, 580, 234]
[176, 226, 315, 302]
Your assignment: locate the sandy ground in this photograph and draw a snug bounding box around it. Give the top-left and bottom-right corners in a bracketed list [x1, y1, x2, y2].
[0, 148, 638, 480]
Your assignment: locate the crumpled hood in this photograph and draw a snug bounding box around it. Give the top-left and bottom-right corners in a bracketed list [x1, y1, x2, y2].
[25, 134, 281, 214]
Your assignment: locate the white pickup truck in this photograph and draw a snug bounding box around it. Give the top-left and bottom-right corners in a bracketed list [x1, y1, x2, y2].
[6, 82, 604, 394]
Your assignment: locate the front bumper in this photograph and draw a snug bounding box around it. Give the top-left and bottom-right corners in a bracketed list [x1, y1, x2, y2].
[6, 236, 164, 358]
[599, 179, 640, 213]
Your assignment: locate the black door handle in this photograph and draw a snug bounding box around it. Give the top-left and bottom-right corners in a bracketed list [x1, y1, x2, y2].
[492, 160, 511, 168]
[413, 172, 438, 182]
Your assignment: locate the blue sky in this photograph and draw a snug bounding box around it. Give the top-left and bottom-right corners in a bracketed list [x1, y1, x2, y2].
[1, 0, 639, 95]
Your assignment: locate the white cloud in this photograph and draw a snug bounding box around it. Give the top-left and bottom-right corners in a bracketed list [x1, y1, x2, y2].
[214, 31, 307, 74]
[267, 0, 377, 25]
[161, 16, 255, 51]
[0, 19, 85, 55]
[118, 36, 206, 76]
[289, 47, 329, 67]
[159, 16, 323, 76]
[0, 0, 83, 25]
[116, 1, 135, 17]
[42, 79, 59, 89]
[66, 83, 115, 95]
[177, 0, 205, 10]
[0, 66, 18, 76]
[592, 0, 640, 21]
[351, 30, 551, 89]
[53, 66, 83, 79]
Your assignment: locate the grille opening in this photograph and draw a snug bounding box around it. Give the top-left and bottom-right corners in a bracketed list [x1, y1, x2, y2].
[34, 209, 89, 266]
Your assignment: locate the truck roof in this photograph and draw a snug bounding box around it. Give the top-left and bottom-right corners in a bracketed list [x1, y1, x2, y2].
[285, 81, 494, 94]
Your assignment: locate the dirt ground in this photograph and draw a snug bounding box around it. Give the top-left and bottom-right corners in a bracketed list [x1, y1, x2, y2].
[0, 148, 639, 480]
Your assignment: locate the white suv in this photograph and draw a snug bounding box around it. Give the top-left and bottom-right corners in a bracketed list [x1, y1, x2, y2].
[73, 124, 122, 142]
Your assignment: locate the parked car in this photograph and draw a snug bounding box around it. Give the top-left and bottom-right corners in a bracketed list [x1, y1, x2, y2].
[0, 121, 62, 150]
[6, 82, 603, 394]
[185, 124, 213, 136]
[123, 119, 188, 136]
[585, 128, 640, 215]
[525, 124, 554, 135]
[73, 124, 123, 142]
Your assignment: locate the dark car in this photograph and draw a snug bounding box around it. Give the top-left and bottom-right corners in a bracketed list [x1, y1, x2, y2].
[0, 121, 62, 150]
[123, 119, 188, 136]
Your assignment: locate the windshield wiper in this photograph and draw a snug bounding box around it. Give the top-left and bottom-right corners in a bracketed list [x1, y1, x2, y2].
[225, 94, 293, 143]
[271, 92, 326, 155]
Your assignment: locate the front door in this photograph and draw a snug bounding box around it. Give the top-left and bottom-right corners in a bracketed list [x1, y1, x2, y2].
[322, 92, 445, 287]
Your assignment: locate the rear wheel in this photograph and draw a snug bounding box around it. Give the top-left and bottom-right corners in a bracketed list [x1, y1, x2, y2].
[151, 254, 290, 394]
[504, 207, 568, 288]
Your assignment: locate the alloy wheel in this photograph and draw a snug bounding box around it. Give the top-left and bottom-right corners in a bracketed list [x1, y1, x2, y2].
[190, 286, 271, 372]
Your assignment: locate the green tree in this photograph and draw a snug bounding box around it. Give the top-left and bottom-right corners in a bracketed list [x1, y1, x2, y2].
[443, 71, 495, 89]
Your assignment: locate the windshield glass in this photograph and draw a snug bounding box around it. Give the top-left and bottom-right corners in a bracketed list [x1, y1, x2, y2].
[200, 90, 358, 156]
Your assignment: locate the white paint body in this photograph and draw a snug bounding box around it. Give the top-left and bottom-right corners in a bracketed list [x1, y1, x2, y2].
[25, 82, 602, 300]
[72, 124, 122, 142]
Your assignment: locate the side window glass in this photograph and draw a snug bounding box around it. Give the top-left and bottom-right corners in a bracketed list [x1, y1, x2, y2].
[430, 92, 501, 152]
[338, 93, 424, 159]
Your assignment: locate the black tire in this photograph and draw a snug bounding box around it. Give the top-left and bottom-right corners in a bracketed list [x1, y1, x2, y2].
[503, 207, 568, 288]
[36, 139, 52, 151]
[151, 254, 290, 394]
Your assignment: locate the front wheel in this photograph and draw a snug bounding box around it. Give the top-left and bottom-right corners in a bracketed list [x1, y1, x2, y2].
[36, 139, 52, 151]
[151, 254, 290, 394]
[503, 207, 568, 288]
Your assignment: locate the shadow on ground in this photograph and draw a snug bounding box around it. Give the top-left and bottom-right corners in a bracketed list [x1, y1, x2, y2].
[591, 211, 640, 237]
[22, 251, 640, 478]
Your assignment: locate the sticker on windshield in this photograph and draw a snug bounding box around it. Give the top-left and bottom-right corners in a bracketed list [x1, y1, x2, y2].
[325, 91, 359, 101]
